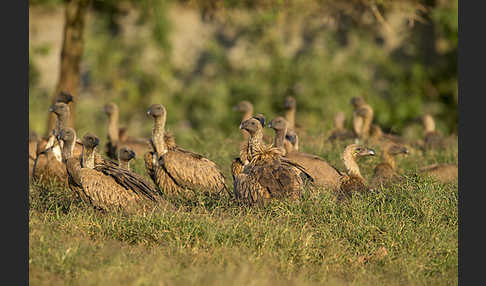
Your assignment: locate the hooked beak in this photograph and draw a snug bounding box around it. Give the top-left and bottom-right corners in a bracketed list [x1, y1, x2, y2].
[147, 110, 151, 116]
[94, 137, 100, 147]
[130, 150, 136, 159]
[360, 148, 376, 156]
[239, 123, 244, 129]
[267, 122, 273, 128]
[48, 105, 55, 113]
[402, 147, 409, 154]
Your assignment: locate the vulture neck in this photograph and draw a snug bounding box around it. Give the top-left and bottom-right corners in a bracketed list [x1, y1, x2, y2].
[248, 129, 264, 160]
[361, 106, 373, 139]
[119, 159, 130, 170]
[61, 136, 75, 163]
[107, 111, 119, 146]
[285, 109, 295, 129]
[343, 151, 363, 180]
[273, 127, 287, 155]
[152, 115, 167, 157]
[240, 109, 253, 141]
[82, 146, 96, 169]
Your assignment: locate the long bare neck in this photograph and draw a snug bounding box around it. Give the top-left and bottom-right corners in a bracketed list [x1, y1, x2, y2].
[118, 159, 130, 170]
[273, 128, 287, 149]
[107, 111, 119, 145]
[242, 108, 253, 122]
[285, 109, 295, 129]
[82, 146, 96, 169]
[343, 151, 363, 179]
[382, 150, 396, 170]
[55, 111, 70, 135]
[361, 106, 373, 139]
[152, 116, 167, 157]
[248, 129, 264, 160]
[61, 137, 75, 163]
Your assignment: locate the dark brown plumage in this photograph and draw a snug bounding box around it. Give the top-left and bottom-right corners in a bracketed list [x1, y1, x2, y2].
[371, 143, 409, 188]
[234, 117, 314, 205]
[103, 102, 152, 160]
[328, 112, 355, 142]
[336, 144, 376, 200]
[59, 128, 161, 213]
[420, 163, 458, 184]
[144, 104, 228, 198]
[269, 116, 341, 191]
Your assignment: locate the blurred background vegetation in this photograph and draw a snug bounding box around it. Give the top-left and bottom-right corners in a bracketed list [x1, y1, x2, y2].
[29, 0, 457, 148]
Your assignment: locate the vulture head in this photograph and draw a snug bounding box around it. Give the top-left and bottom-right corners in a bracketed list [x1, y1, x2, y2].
[239, 118, 262, 136]
[147, 104, 166, 119]
[119, 146, 136, 161]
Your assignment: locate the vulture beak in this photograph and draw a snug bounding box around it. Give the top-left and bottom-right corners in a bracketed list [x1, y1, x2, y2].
[267, 122, 273, 128]
[402, 147, 410, 154]
[48, 105, 55, 112]
[130, 150, 136, 159]
[94, 137, 100, 147]
[147, 110, 151, 116]
[239, 123, 244, 129]
[367, 149, 376, 156]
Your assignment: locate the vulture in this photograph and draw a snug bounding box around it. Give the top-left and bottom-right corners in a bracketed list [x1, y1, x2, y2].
[234, 117, 314, 205]
[420, 163, 458, 184]
[327, 112, 355, 142]
[336, 144, 376, 200]
[283, 96, 297, 131]
[231, 114, 267, 191]
[32, 102, 82, 186]
[59, 128, 161, 213]
[371, 142, 409, 188]
[233, 100, 254, 141]
[351, 96, 374, 140]
[103, 102, 151, 160]
[269, 116, 342, 191]
[419, 114, 457, 151]
[144, 104, 228, 198]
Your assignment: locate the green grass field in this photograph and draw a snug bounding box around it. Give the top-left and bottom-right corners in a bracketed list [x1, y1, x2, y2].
[29, 132, 458, 286]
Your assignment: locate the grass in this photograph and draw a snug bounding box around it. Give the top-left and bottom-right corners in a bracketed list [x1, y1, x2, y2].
[29, 133, 458, 286]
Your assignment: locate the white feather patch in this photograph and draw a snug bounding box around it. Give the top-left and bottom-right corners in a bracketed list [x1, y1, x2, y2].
[52, 145, 62, 162]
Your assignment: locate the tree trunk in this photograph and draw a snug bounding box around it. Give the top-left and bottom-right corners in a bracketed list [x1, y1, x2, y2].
[46, 0, 90, 136]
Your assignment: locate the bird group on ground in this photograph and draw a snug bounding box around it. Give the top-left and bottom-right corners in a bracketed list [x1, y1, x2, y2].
[29, 92, 458, 212]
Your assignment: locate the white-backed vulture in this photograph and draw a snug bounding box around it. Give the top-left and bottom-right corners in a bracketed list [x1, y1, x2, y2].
[369, 124, 408, 145]
[420, 163, 458, 184]
[336, 144, 376, 200]
[231, 114, 267, 192]
[234, 117, 314, 205]
[269, 116, 342, 191]
[351, 96, 374, 140]
[371, 142, 409, 188]
[59, 128, 161, 213]
[328, 112, 355, 142]
[32, 102, 83, 186]
[103, 102, 151, 160]
[144, 104, 228, 198]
